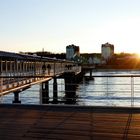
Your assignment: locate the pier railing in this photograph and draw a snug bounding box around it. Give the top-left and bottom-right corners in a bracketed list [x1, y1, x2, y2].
[1, 74, 140, 107]
[0, 64, 81, 94]
[80, 75, 140, 107]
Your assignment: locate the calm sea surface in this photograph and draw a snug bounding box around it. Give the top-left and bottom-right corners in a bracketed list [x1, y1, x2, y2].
[2, 70, 140, 107]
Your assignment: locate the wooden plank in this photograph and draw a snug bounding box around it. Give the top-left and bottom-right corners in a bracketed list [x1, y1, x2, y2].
[0, 105, 140, 139]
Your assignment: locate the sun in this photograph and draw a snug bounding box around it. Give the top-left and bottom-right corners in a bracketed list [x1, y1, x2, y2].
[136, 53, 140, 59]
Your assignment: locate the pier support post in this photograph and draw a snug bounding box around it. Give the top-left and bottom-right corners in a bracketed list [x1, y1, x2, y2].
[41, 81, 49, 104]
[84, 69, 94, 80]
[90, 69, 92, 77]
[64, 72, 76, 104]
[53, 76, 58, 103]
[13, 91, 21, 104]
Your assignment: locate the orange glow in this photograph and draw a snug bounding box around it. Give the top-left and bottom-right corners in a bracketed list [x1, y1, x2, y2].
[135, 53, 140, 59]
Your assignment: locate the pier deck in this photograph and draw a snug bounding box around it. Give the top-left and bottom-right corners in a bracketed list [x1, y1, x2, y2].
[0, 105, 140, 140]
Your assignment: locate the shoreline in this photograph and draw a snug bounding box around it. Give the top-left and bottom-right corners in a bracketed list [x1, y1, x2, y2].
[93, 68, 140, 72]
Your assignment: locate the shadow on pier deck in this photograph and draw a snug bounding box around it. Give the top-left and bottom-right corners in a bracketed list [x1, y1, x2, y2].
[0, 104, 140, 140]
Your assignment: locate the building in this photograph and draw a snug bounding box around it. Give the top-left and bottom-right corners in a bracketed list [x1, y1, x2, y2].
[101, 42, 114, 61]
[66, 44, 80, 60]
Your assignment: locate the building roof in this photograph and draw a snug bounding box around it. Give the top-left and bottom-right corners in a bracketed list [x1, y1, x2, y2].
[66, 44, 79, 49]
[102, 42, 114, 49]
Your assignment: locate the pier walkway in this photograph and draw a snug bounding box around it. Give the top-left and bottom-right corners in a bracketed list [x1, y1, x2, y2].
[0, 51, 81, 97]
[0, 104, 140, 140]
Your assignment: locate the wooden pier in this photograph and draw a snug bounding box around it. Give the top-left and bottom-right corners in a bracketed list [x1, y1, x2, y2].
[0, 104, 140, 140]
[0, 51, 82, 104]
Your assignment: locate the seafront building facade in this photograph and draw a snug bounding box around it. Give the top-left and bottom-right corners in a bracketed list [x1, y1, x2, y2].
[66, 44, 80, 60]
[101, 42, 114, 61]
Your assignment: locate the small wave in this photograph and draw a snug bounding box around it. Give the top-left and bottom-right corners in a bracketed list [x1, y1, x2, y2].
[80, 96, 140, 101]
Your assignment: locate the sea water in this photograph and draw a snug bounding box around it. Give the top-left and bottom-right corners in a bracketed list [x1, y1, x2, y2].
[2, 70, 140, 107]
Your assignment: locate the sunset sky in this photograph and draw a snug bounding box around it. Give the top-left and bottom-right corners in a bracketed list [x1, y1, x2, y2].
[1, 0, 140, 53]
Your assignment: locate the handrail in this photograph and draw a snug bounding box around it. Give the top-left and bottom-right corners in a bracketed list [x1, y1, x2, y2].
[85, 75, 140, 77]
[1, 74, 140, 107]
[82, 75, 139, 107]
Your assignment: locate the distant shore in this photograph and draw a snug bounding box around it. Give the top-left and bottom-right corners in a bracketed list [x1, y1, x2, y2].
[93, 69, 140, 72]
[94, 64, 140, 71]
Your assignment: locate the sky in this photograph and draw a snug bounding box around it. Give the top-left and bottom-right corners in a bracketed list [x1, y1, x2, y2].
[1, 0, 140, 54]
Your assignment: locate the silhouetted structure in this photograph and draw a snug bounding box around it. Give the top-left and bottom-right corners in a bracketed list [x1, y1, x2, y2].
[101, 42, 114, 62]
[66, 44, 80, 60]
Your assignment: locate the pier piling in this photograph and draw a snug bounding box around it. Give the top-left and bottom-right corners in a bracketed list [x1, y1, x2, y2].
[40, 81, 49, 104]
[12, 91, 21, 104]
[64, 72, 76, 104]
[53, 76, 58, 103]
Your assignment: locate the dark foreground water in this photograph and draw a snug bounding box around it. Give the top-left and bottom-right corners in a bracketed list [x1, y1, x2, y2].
[2, 70, 140, 107]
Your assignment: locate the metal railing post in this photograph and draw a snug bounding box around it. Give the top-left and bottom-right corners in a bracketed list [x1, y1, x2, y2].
[106, 77, 108, 95]
[131, 76, 134, 107]
[0, 59, 3, 94]
[54, 63, 56, 76]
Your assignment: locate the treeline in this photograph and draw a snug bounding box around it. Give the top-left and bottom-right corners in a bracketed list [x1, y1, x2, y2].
[24, 51, 66, 59]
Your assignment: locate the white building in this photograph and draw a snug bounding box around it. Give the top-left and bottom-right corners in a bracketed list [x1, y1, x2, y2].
[88, 57, 101, 64]
[101, 42, 114, 60]
[88, 57, 94, 64]
[66, 44, 80, 60]
[93, 57, 101, 64]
